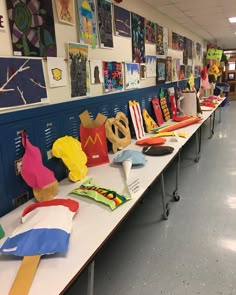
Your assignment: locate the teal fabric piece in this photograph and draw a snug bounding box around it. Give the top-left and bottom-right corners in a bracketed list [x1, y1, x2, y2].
[113, 150, 146, 166]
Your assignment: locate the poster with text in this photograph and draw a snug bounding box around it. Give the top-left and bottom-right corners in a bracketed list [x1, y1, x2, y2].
[0, 57, 47, 109]
[55, 0, 75, 26]
[145, 20, 156, 44]
[103, 61, 123, 92]
[146, 55, 157, 78]
[125, 63, 140, 89]
[47, 57, 68, 87]
[77, 0, 98, 47]
[132, 13, 145, 63]
[114, 5, 131, 37]
[68, 42, 88, 97]
[6, 0, 56, 57]
[97, 0, 113, 48]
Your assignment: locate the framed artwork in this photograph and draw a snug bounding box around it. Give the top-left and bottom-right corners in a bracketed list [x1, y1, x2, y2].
[166, 56, 172, 82]
[163, 27, 168, 55]
[146, 55, 157, 78]
[140, 63, 147, 80]
[156, 59, 166, 84]
[156, 24, 164, 55]
[47, 57, 68, 88]
[55, 0, 75, 26]
[186, 65, 192, 79]
[68, 42, 88, 97]
[124, 63, 140, 89]
[180, 64, 186, 79]
[172, 32, 179, 50]
[90, 60, 103, 84]
[103, 61, 123, 92]
[0, 57, 48, 109]
[6, 0, 56, 57]
[77, 0, 98, 47]
[97, 0, 113, 48]
[145, 20, 156, 44]
[113, 5, 131, 37]
[132, 13, 145, 63]
[228, 73, 235, 81]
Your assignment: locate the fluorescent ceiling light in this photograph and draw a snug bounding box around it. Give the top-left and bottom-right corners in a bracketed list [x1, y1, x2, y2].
[229, 17, 236, 23]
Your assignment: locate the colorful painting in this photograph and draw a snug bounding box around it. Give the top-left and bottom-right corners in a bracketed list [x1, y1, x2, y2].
[194, 65, 201, 77]
[55, 0, 75, 26]
[103, 61, 123, 92]
[145, 20, 156, 44]
[196, 42, 202, 57]
[176, 58, 181, 79]
[183, 37, 188, 65]
[186, 65, 192, 79]
[178, 35, 184, 51]
[187, 38, 193, 59]
[168, 29, 172, 48]
[97, 0, 113, 48]
[114, 5, 131, 37]
[78, 0, 97, 47]
[172, 58, 178, 81]
[180, 64, 186, 79]
[131, 13, 145, 63]
[172, 32, 179, 50]
[68, 42, 88, 97]
[47, 57, 68, 88]
[146, 55, 157, 78]
[156, 24, 164, 55]
[0, 57, 47, 109]
[156, 58, 166, 84]
[6, 0, 56, 57]
[163, 27, 168, 55]
[90, 60, 103, 84]
[0, 13, 5, 30]
[140, 63, 146, 79]
[166, 56, 172, 82]
[125, 63, 140, 89]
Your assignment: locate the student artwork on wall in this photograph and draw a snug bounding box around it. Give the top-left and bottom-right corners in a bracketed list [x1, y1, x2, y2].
[0, 12, 5, 31]
[140, 63, 146, 79]
[68, 42, 88, 97]
[131, 13, 145, 63]
[156, 24, 164, 55]
[146, 55, 157, 78]
[125, 63, 140, 89]
[180, 64, 186, 79]
[103, 61, 123, 92]
[186, 65, 192, 79]
[78, 0, 98, 47]
[145, 20, 156, 44]
[97, 0, 113, 48]
[196, 42, 202, 57]
[47, 57, 68, 88]
[187, 38, 193, 59]
[172, 59, 178, 81]
[166, 56, 172, 83]
[113, 5, 131, 37]
[176, 58, 181, 79]
[55, 0, 75, 26]
[183, 37, 188, 65]
[0, 57, 47, 109]
[90, 60, 103, 84]
[163, 27, 168, 55]
[172, 32, 179, 50]
[194, 65, 201, 77]
[6, 0, 57, 57]
[156, 58, 166, 84]
[178, 35, 184, 51]
[168, 29, 172, 48]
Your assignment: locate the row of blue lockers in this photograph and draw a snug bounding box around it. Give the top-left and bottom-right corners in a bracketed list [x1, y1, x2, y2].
[0, 79, 198, 216]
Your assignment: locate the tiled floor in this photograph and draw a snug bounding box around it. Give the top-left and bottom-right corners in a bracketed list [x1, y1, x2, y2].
[66, 101, 236, 295]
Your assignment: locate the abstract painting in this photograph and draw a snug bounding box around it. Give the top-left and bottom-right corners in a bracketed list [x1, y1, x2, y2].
[103, 61, 123, 92]
[140, 63, 146, 79]
[145, 20, 156, 44]
[114, 5, 131, 37]
[97, 0, 113, 48]
[0, 57, 47, 109]
[156, 24, 164, 55]
[47, 57, 68, 87]
[156, 58, 166, 84]
[132, 13, 145, 63]
[172, 58, 178, 81]
[55, 0, 75, 26]
[163, 27, 168, 55]
[125, 63, 140, 89]
[172, 32, 179, 50]
[6, 0, 56, 57]
[68, 42, 88, 97]
[180, 65, 186, 79]
[146, 55, 157, 78]
[166, 56, 172, 82]
[77, 0, 98, 47]
[90, 60, 103, 84]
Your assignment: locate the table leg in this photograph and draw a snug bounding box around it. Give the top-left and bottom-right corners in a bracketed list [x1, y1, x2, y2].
[161, 173, 169, 220]
[87, 260, 95, 295]
[195, 128, 201, 163]
[173, 150, 181, 202]
[219, 105, 222, 123]
[209, 111, 216, 139]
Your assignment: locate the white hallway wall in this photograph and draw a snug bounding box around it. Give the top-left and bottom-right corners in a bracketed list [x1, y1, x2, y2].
[0, 0, 205, 108]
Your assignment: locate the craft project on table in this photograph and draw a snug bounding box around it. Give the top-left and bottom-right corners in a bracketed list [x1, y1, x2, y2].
[0, 57, 48, 109]
[113, 5, 131, 37]
[103, 61, 123, 92]
[77, 0, 98, 47]
[68, 42, 88, 97]
[6, 0, 56, 57]
[129, 100, 145, 140]
[55, 0, 75, 26]
[131, 12, 145, 63]
[97, 0, 113, 48]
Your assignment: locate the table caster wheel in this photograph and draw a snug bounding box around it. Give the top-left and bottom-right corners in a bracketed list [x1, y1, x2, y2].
[173, 191, 180, 202]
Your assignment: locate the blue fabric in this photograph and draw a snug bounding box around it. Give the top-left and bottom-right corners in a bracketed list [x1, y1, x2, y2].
[113, 150, 146, 165]
[0, 228, 70, 256]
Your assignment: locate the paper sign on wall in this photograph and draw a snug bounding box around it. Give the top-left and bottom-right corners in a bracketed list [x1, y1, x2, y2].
[47, 57, 68, 88]
[207, 49, 223, 60]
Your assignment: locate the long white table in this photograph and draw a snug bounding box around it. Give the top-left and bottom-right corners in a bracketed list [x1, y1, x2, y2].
[0, 97, 225, 295]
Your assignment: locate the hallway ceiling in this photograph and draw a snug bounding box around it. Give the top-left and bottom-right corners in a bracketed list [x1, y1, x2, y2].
[144, 0, 236, 49]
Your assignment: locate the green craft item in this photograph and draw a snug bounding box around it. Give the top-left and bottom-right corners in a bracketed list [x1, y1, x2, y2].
[0, 224, 5, 239]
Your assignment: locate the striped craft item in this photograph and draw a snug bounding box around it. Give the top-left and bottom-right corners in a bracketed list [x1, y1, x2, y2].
[129, 100, 145, 140]
[0, 199, 79, 257]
